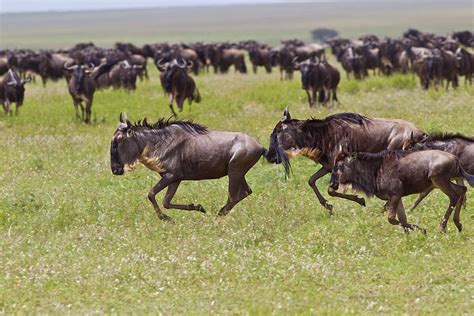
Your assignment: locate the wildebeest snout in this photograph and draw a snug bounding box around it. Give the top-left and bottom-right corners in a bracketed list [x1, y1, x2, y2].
[111, 164, 124, 175]
[329, 172, 339, 190]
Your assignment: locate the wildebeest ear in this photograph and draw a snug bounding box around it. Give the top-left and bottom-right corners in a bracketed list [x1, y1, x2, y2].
[281, 106, 291, 122]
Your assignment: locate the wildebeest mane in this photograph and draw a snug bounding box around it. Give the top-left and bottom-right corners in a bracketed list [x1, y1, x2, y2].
[131, 117, 208, 135]
[355, 150, 409, 161]
[425, 132, 474, 143]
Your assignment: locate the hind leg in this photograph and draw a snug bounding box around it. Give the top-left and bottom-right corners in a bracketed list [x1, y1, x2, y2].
[409, 186, 434, 212]
[432, 178, 462, 233]
[451, 182, 467, 232]
[168, 93, 177, 117]
[218, 174, 251, 216]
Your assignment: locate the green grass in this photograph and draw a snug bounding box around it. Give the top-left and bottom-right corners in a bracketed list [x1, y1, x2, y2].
[0, 56, 473, 314]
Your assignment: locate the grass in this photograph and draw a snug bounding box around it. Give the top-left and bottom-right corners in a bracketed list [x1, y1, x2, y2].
[0, 53, 473, 314]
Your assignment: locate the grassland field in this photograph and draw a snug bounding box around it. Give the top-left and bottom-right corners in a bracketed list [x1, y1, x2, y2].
[1, 2, 474, 314]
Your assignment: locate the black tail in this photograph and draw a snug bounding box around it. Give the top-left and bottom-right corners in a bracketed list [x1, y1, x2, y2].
[194, 88, 201, 103]
[460, 166, 474, 187]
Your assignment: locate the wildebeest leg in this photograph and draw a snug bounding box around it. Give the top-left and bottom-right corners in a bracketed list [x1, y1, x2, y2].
[395, 200, 426, 234]
[3, 100, 11, 115]
[85, 97, 93, 124]
[328, 187, 366, 207]
[162, 181, 206, 213]
[218, 174, 251, 217]
[387, 197, 401, 226]
[148, 175, 176, 222]
[449, 182, 467, 232]
[409, 186, 434, 212]
[312, 89, 317, 106]
[15, 102, 20, 116]
[176, 94, 185, 112]
[78, 102, 85, 121]
[456, 179, 467, 208]
[308, 167, 333, 212]
[433, 178, 462, 233]
[305, 90, 312, 107]
[252, 65, 257, 74]
[169, 93, 177, 117]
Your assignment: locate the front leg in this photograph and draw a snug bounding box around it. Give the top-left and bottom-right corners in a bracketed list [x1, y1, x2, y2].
[162, 181, 206, 213]
[327, 187, 366, 207]
[308, 167, 333, 212]
[148, 174, 176, 222]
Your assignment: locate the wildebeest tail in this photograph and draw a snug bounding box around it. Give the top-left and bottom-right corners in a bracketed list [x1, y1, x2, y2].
[194, 88, 201, 103]
[460, 166, 474, 187]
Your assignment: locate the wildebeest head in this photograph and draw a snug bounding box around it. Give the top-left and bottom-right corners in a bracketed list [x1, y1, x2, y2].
[329, 150, 354, 191]
[293, 57, 319, 89]
[156, 58, 192, 91]
[5, 69, 31, 106]
[110, 112, 142, 175]
[64, 63, 93, 94]
[265, 107, 305, 176]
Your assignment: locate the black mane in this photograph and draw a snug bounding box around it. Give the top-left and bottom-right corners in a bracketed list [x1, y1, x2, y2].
[425, 132, 474, 143]
[131, 118, 208, 135]
[355, 150, 409, 161]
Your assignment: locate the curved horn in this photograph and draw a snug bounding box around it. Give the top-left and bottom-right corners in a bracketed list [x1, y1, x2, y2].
[7, 81, 16, 86]
[186, 59, 194, 69]
[310, 57, 320, 65]
[21, 76, 32, 84]
[64, 62, 78, 70]
[123, 112, 131, 127]
[177, 58, 186, 68]
[122, 60, 131, 69]
[119, 112, 124, 123]
[156, 58, 167, 70]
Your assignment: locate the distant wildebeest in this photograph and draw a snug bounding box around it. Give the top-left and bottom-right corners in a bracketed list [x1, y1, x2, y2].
[399, 45, 430, 74]
[406, 132, 474, 211]
[64, 63, 96, 123]
[38, 51, 74, 86]
[452, 30, 473, 47]
[341, 46, 367, 80]
[248, 46, 272, 74]
[293, 57, 340, 107]
[265, 109, 425, 211]
[110, 113, 266, 221]
[330, 149, 474, 233]
[455, 47, 474, 85]
[156, 58, 201, 117]
[0, 69, 31, 115]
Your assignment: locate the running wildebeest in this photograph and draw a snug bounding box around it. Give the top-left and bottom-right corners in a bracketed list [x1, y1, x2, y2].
[406, 132, 474, 211]
[110, 113, 265, 221]
[330, 149, 474, 233]
[156, 58, 201, 117]
[0, 69, 31, 115]
[265, 108, 425, 211]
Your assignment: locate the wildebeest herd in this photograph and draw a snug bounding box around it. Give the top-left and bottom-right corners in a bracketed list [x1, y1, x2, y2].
[1, 29, 473, 119]
[2, 29, 473, 233]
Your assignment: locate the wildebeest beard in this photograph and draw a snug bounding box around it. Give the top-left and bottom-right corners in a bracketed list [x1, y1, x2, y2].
[110, 137, 123, 175]
[268, 133, 292, 178]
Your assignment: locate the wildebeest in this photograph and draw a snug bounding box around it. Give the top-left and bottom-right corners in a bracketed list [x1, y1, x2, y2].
[156, 58, 201, 117]
[330, 149, 474, 233]
[110, 113, 266, 221]
[0, 69, 31, 115]
[293, 57, 340, 107]
[64, 63, 96, 123]
[341, 46, 367, 80]
[265, 109, 425, 211]
[38, 51, 74, 86]
[248, 45, 272, 74]
[406, 132, 474, 211]
[455, 47, 474, 85]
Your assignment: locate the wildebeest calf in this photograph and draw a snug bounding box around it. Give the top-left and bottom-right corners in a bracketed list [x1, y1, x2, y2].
[330, 149, 474, 233]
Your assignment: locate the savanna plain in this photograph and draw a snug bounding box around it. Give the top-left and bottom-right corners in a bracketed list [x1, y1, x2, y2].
[1, 3, 474, 314]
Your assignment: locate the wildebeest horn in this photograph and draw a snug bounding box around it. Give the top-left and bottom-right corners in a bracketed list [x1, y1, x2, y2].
[123, 112, 131, 127]
[177, 58, 186, 68]
[122, 60, 131, 69]
[186, 60, 194, 69]
[133, 64, 143, 69]
[310, 57, 320, 65]
[21, 76, 32, 84]
[119, 112, 124, 123]
[7, 81, 16, 86]
[156, 58, 168, 70]
[64, 62, 78, 70]
[291, 56, 300, 66]
[281, 106, 291, 122]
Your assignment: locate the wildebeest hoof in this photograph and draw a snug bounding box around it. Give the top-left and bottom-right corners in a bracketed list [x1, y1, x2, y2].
[388, 218, 399, 225]
[158, 213, 174, 223]
[455, 223, 462, 232]
[197, 205, 206, 213]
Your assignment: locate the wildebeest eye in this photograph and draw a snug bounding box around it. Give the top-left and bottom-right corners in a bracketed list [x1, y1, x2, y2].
[126, 129, 133, 137]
